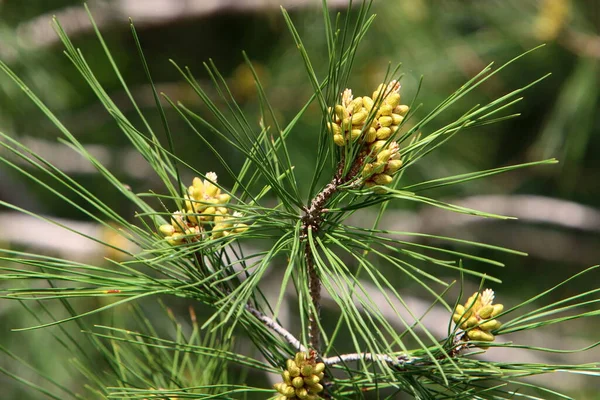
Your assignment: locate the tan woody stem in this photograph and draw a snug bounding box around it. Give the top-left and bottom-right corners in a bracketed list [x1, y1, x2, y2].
[301, 160, 363, 351]
[302, 176, 339, 351]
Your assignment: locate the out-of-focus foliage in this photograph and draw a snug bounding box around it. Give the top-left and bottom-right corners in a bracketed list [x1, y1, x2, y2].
[1, 0, 599, 398]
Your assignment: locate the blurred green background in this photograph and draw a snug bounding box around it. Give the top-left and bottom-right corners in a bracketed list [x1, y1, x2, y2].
[1, 0, 599, 398]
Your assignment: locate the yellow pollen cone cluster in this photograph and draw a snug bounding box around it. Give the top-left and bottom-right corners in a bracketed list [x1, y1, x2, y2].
[362, 140, 402, 191]
[274, 352, 326, 400]
[327, 81, 408, 191]
[453, 289, 503, 344]
[327, 80, 409, 147]
[158, 172, 248, 244]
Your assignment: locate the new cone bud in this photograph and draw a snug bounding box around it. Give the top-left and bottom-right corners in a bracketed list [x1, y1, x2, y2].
[453, 289, 504, 348]
[274, 352, 325, 399]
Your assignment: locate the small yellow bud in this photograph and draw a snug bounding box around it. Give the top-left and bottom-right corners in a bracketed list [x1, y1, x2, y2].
[204, 206, 216, 220]
[492, 304, 504, 317]
[362, 163, 374, 178]
[334, 104, 347, 120]
[362, 96, 374, 110]
[479, 305, 494, 319]
[385, 159, 403, 174]
[292, 376, 305, 388]
[341, 117, 351, 130]
[282, 370, 292, 385]
[376, 127, 392, 140]
[479, 319, 502, 331]
[468, 329, 495, 342]
[171, 211, 187, 229]
[379, 104, 394, 116]
[386, 92, 401, 108]
[463, 316, 479, 329]
[184, 227, 197, 236]
[192, 186, 204, 199]
[159, 224, 175, 236]
[378, 116, 393, 127]
[370, 140, 387, 153]
[351, 110, 368, 125]
[211, 227, 224, 239]
[467, 329, 481, 341]
[376, 149, 392, 163]
[295, 388, 309, 399]
[317, 372, 324, 380]
[350, 97, 363, 114]
[303, 374, 320, 386]
[333, 134, 345, 146]
[465, 295, 478, 309]
[287, 361, 300, 377]
[184, 197, 195, 214]
[192, 176, 203, 189]
[274, 382, 286, 393]
[392, 113, 404, 125]
[207, 197, 220, 206]
[327, 122, 341, 136]
[373, 173, 393, 185]
[205, 183, 219, 198]
[350, 128, 362, 141]
[372, 84, 384, 100]
[307, 383, 324, 394]
[187, 214, 200, 225]
[294, 352, 307, 365]
[372, 162, 385, 174]
[394, 104, 409, 116]
[365, 127, 377, 143]
[233, 223, 248, 234]
[282, 386, 296, 397]
[301, 364, 314, 376]
[217, 193, 231, 204]
[313, 362, 325, 374]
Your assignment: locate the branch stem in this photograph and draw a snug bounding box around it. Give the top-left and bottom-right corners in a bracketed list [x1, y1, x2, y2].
[301, 159, 363, 351]
[245, 304, 307, 352]
[321, 352, 417, 366]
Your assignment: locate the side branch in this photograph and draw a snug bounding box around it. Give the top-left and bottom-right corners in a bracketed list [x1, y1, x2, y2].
[246, 304, 307, 352]
[301, 163, 345, 351]
[301, 159, 363, 351]
[322, 352, 416, 367]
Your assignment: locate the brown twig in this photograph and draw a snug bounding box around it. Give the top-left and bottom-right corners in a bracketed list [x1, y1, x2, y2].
[300, 159, 364, 351]
[302, 179, 339, 350]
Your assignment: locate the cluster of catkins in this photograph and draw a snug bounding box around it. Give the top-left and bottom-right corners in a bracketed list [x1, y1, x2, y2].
[158, 172, 247, 244]
[273, 352, 326, 400]
[452, 289, 503, 344]
[327, 80, 409, 189]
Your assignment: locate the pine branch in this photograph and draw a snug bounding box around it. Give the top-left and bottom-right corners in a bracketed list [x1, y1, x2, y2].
[245, 304, 307, 353]
[322, 352, 417, 366]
